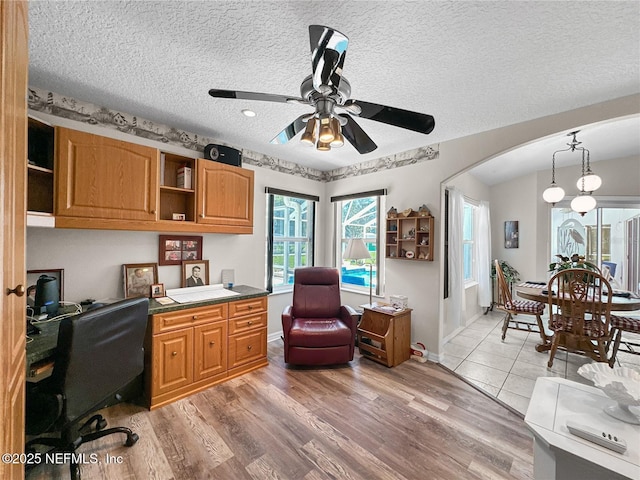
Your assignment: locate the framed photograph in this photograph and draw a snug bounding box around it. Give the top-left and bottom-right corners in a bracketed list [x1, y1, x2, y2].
[182, 260, 209, 288]
[159, 235, 203, 266]
[505, 221, 519, 249]
[123, 263, 158, 298]
[150, 283, 165, 298]
[27, 268, 64, 305]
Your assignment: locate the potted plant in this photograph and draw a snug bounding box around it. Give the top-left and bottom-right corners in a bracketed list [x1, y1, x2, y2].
[491, 260, 521, 285]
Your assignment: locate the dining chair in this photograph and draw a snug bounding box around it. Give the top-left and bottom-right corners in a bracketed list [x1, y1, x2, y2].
[546, 268, 613, 368]
[494, 259, 547, 344]
[609, 315, 640, 366]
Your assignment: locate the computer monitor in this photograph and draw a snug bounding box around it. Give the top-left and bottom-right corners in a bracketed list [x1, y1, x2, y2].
[34, 274, 59, 317]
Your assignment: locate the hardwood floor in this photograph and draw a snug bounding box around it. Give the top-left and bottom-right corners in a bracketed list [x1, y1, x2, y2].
[26, 340, 534, 479]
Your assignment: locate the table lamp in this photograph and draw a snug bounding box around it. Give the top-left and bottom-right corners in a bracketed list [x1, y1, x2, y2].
[343, 238, 373, 307]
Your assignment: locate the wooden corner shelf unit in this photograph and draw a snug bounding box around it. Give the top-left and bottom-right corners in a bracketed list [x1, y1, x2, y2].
[386, 211, 434, 261]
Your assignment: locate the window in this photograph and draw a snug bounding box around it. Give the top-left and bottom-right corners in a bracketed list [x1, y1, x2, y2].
[463, 201, 477, 283]
[332, 189, 386, 295]
[266, 188, 317, 292]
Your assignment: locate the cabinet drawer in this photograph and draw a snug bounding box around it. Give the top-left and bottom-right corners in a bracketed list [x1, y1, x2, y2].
[228, 328, 267, 369]
[152, 329, 193, 397]
[152, 303, 228, 333]
[228, 296, 267, 318]
[229, 311, 267, 335]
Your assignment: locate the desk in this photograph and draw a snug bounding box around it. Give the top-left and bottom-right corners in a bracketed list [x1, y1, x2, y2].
[525, 377, 639, 480]
[515, 284, 640, 312]
[26, 285, 268, 382]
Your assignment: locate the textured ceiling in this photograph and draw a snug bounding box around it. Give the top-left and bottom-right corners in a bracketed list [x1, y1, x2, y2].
[28, 1, 640, 173]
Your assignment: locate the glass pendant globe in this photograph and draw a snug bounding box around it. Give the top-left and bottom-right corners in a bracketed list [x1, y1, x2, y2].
[576, 173, 602, 192]
[571, 194, 597, 214]
[543, 185, 565, 204]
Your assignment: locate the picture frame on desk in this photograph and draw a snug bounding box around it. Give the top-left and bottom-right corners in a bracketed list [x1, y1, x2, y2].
[150, 283, 165, 298]
[182, 260, 209, 288]
[123, 263, 158, 298]
[159, 234, 203, 266]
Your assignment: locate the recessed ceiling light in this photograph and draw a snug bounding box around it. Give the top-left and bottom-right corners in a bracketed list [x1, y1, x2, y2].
[241, 109, 256, 117]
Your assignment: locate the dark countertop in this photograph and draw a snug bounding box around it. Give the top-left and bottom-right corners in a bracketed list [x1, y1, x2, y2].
[147, 284, 268, 315]
[26, 285, 269, 370]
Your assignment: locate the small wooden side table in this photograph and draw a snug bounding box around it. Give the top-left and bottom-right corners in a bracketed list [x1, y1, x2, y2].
[357, 306, 412, 367]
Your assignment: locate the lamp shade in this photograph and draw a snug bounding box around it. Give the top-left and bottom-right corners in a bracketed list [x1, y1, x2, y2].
[576, 173, 602, 192]
[543, 184, 565, 204]
[343, 238, 371, 261]
[571, 194, 597, 215]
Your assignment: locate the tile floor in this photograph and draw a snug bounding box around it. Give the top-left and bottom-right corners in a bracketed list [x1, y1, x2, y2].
[441, 310, 640, 415]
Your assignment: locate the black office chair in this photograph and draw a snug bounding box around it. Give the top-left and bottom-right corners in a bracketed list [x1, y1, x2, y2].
[25, 297, 149, 479]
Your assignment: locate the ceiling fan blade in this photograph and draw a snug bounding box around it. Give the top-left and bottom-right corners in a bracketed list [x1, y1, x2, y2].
[350, 100, 435, 135]
[309, 25, 349, 92]
[340, 115, 377, 154]
[270, 115, 307, 144]
[208, 89, 307, 105]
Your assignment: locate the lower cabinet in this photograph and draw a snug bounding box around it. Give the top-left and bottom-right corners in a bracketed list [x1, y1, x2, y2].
[147, 296, 268, 410]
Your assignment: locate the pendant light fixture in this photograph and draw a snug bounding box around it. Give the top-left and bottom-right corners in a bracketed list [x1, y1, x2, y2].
[542, 130, 598, 215]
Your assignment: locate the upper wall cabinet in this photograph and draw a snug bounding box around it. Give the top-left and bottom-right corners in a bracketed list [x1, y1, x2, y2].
[55, 127, 159, 223]
[196, 160, 254, 233]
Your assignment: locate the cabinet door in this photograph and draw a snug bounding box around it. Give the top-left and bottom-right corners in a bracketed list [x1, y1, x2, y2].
[152, 328, 193, 397]
[194, 321, 227, 381]
[196, 160, 253, 229]
[56, 127, 159, 221]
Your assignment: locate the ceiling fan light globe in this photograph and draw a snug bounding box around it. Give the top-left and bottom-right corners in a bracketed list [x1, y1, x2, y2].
[316, 141, 331, 151]
[300, 117, 317, 146]
[577, 173, 602, 192]
[300, 133, 315, 146]
[318, 118, 335, 143]
[330, 133, 344, 148]
[571, 194, 597, 215]
[543, 185, 565, 204]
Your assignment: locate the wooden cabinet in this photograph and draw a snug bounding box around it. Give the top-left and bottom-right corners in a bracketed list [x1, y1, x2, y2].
[147, 296, 267, 410]
[29, 125, 254, 233]
[386, 212, 434, 261]
[197, 160, 254, 233]
[55, 127, 159, 222]
[357, 306, 412, 367]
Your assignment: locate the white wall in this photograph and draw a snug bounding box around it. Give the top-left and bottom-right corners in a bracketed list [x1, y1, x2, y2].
[26, 94, 640, 357]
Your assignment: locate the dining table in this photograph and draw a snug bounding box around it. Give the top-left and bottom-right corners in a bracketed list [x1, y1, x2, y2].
[515, 282, 640, 312]
[514, 282, 640, 353]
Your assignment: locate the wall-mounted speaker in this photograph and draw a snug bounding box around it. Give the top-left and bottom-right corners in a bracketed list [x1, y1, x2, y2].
[203, 144, 242, 167]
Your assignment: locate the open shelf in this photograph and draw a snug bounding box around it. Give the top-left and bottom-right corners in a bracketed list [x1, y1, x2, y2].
[385, 212, 433, 261]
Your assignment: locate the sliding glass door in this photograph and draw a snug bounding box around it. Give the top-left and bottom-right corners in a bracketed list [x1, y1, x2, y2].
[551, 204, 640, 294]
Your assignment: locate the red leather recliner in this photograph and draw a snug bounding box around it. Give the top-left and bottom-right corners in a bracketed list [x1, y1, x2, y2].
[282, 267, 358, 365]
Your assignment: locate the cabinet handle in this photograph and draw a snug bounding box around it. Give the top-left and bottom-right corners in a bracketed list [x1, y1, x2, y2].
[247, 345, 252, 350]
[171, 351, 178, 356]
[247, 321, 253, 326]
[248, 305, 253, 310]
[209, 341, 215, 346]
[151, 209, 156, 214]
[200, 213, 205, 218]
[6, 284, 25, 297]
[192, 315, 199, 320]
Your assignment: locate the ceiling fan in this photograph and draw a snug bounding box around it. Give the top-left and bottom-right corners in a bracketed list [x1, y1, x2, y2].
[208, 25, 435, 154]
